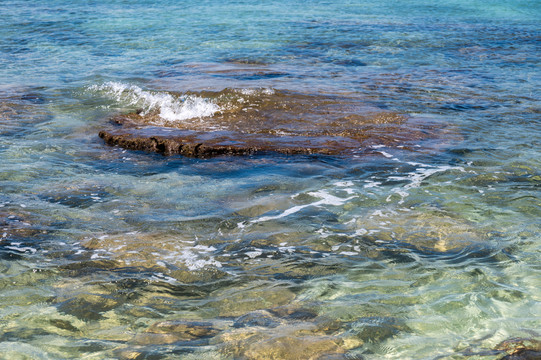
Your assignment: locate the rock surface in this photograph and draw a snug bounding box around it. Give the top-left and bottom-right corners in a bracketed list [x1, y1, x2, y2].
[133, 320, 219, 345]
[496, 338, 541, 360]
[98, 88, 450, 157]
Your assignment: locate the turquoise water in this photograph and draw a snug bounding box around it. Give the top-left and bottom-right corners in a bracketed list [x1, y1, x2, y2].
[1, 0, 540, 359]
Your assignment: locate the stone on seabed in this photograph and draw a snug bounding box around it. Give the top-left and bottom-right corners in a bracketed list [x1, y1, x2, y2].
[133, 320, 218, 345]
[210, 288, 296, 317]
[496, 337, 541, 360]
[243, 335, 344, 360]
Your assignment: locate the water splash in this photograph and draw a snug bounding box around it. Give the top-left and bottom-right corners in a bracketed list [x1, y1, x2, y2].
[88, 81, 221, 122]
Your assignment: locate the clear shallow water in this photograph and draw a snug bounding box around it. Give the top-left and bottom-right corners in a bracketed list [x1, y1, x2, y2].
[1, 0, 540, 359]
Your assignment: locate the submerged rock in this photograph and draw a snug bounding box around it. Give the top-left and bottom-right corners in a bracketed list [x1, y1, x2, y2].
[209, 287, 296, 317]
[346, 316, 411, 343]
[233, 311, 282, 329]
[0, 210, 44, 240]
[217, 301, 365, 359]
[243, 335, 344, 360]
[38, 185, 112, 209]
[0, 210, 47, 260]
[133, 320, 219, 345]
[146, 320, 218, 338]
[80, 232, 225, 276]
[220, 328, 351, 360]
[268, 306, 319, 321]
[496, 338, 541, 360]
[233, 306, 319, 329]
[98, 88, 451, 157]
[354, 209, 486, 254]
[0, 89, 51, 137]
[56, 293, 120, 321]
[114, 347, 169, 360]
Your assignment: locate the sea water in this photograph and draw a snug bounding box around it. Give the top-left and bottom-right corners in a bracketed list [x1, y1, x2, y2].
[0, 0, 539, 359]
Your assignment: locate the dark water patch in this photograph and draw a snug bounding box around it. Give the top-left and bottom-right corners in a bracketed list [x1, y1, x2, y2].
[0, 89, 53, 137]
[141, 281, 211, 300]
[57, 259, 122, 276]
[210, 70, 289, 81]
[55, 260, 228, 301]
[319, 355, 365, 360]
[0, 37, 32, 55]
[39, 187, 111, 209]
[272, 258, 346, 281]
[294, 39, 370, 51]
[233, 311, 281, 328]
[346, 317, 411, 344]
[415, 244, 515, 267]
[56, 294, 121, 321]
[20, 92, 46, 104]
[223, 57, 271, 65]
[157, 58, 185, 67]
[229, 250, 352, 283]
[48, 319, 81, 333]
[113, 277, 152, 292]
[432, 330, 541, 359]
[363, 240, 511, 266]
[447, 147, 499, 156]
[439, 102, 495, 112]
[0, 327, 54, 342]
[268, 306, 319, 321]
[139, 320, 219, 342]
[52, 340, 113, 355]
[0, 210, 51, 261]
[0, 246, 32, 260]
[153, 69, 187, 78]
[12, 18, 89, 47]
[89, 47, 123, 58]
[0, 265, 56, 293]
[333, 59, 367, 67]
[375, 247, 419, 264]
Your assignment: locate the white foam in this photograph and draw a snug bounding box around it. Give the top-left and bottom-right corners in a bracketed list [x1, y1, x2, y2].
[379, 151, 394, 158]
[388, 164, 464, 204]
[307, 189, 356, 206]
[364, 180, 382, 189]
[193, 245, 217, 252]
[5, 245, 37, 254]
[354, 228, 368, 236]
[151, 273, 178, 284]
[239, 88, 275, 96]
[246, 250, 262, 259]
[89, 82, 220, 122]
[279, 245, 296, 254]
[334, 181, 354, 187]
[179, 250, 222, 271]
[256, 204, 308, 222]
[253, 189, 356, 223]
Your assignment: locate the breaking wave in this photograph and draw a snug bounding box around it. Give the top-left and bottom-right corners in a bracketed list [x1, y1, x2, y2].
[88, 82, 221, 122]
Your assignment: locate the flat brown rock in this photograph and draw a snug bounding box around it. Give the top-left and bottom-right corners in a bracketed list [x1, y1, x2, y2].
[98, 88, 449, 157]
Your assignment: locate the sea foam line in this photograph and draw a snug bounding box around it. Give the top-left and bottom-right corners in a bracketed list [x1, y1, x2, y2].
[238, 189, 357, 228]
[387, 165, 465, 204]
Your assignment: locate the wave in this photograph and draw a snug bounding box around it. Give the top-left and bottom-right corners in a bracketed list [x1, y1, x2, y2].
[88, 82, 221, 122]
